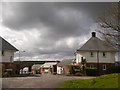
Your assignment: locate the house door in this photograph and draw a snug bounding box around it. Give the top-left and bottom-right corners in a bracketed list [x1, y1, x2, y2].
[53, 65, 57, 74]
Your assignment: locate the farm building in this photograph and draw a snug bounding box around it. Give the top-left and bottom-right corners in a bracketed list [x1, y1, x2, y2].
[57, 59, 75, 75]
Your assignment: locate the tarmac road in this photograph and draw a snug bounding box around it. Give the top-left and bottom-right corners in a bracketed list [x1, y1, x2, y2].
[2, 74, 95, 88]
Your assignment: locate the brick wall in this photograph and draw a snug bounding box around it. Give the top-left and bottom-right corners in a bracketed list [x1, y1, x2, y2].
[86, 63, 115, 75]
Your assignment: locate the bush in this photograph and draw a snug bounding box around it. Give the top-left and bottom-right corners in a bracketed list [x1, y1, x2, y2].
[2, 70, 16, 77]
[86, 67, 97, 76]
[68, 65, 82, 75]
[69, 66, 76, 75]
[2, 72, 10, 77]
[36, 70, 41, 74]
[109, 66, 120, 73]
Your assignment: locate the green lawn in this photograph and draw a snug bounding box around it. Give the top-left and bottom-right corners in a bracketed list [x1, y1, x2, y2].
[57, 73, 119, 88]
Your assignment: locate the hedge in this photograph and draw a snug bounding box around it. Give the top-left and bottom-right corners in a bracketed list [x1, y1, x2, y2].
[109, 66, 120, 73]
[86, 67, 97, 76]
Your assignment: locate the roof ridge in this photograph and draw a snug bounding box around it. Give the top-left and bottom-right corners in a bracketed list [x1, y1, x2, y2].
[0, 37, 19, 51]
[78, 36, 116, 51]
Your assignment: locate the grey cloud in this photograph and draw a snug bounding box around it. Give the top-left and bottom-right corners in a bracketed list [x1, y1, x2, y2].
[2, 2, 113, 36]
[2, 2, 114, 60]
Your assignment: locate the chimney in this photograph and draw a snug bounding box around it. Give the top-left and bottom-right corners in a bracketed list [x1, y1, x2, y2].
[92, 32, 96, 37]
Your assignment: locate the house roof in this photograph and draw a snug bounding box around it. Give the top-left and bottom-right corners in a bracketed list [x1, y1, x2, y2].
[32, 64, 42, 70]
[77, 32, 117, 52]
[57, 59, 74, 67]
[41, 62, 57, 68]
[0, 36, 18, 51]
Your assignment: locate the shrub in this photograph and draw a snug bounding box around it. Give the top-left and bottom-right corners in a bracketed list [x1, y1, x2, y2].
[69, 66, 75, 75]
[2, 70, 16, 77]
[74, 67, 81, 73]
[2, 72, 10, 77]
[68, 65, 82, 75]
[35, 70, 41, 74]
[86, 67, 97, 76]
[109, 66, 120, 73]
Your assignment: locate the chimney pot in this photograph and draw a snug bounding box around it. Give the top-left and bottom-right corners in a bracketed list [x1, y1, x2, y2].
[92, 32, 96, 37]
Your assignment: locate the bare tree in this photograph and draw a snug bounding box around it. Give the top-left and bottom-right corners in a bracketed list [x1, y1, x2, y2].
[97, 3, 120, 50]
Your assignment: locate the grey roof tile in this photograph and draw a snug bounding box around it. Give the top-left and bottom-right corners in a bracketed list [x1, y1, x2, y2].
[78, 36, 116, 52]
[0, 36, 18, 51]
[57, 59, 73, 67]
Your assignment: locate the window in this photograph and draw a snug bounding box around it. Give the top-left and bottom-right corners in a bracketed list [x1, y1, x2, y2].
[102, 64, 106, 70]
[90, 52, 93, 57]
[103, 52, 106, 57]
[2, 51, 4, 56]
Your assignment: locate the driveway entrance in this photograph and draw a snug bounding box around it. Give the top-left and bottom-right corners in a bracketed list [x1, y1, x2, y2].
[2, 74, 95, 88]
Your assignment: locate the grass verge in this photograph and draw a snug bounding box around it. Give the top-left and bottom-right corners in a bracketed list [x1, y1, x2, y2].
[57, 73, 119, 88]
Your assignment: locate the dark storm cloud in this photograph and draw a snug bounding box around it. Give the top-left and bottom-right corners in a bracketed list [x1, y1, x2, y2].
[2, 2, 114, 60]
[2, 2, 112, 37]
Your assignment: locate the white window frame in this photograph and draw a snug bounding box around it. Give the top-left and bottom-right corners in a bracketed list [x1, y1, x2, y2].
[102, 64, 106, 70]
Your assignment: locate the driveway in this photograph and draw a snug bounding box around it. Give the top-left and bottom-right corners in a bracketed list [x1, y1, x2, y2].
[2, 74, 95, 88]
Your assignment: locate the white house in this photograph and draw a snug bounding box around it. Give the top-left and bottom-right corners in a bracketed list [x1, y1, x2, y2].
[75, 32, 117, 75]
[0, 36, 18, 63]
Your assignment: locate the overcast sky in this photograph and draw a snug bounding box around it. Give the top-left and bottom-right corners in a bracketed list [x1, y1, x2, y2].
[0, 2, 114, 61]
